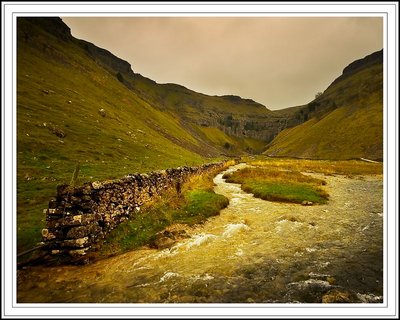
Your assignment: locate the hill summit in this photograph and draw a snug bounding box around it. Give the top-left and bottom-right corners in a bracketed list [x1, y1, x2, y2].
[265, 49, 383, 161]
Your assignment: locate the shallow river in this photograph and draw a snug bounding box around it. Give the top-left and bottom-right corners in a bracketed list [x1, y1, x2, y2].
[17, 163, 383, 303]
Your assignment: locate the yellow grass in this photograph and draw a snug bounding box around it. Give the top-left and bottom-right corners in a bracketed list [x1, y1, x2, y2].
[245, 157, 383, 176]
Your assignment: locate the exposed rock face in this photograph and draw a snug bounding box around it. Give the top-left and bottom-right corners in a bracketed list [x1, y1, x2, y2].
[21, 17, 73, 42]
[80, 39, 134, 76]
[342, 49, 383, 76]
[215, 116, 301, 142]
[330, 49, 383, 88]
[42, 162, 227, 259]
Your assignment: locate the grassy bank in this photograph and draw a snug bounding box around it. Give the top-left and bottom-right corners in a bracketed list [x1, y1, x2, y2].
[223, 156, 383, 205]
[244, 156, 383, 176]
[224, 166, 329, 205]
[17, 156, 211, 253]
[97, 164, 232, 258]
[17, 17, 268, 257]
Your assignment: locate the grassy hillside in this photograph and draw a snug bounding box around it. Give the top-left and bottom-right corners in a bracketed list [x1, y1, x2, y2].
[16, 17, 383, 257]
[17, 17, 286, 255]
[265, 50, 383, 160]
[17, 18, 213, 253]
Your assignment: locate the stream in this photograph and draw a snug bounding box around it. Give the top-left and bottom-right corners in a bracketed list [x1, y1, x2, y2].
[17, 163, 383, 303]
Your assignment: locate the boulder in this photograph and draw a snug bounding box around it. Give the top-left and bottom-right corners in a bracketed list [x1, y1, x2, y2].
[322, 289, 357, 303]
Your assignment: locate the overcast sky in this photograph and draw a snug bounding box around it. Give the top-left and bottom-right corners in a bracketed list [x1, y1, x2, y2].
[62, 17, 382, 110]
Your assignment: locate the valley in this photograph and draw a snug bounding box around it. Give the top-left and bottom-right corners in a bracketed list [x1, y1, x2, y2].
[15, 17, 384, 305]
[17, 160, 383, 303]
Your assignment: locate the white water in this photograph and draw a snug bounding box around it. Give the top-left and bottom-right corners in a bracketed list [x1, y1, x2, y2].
[18, 164, 383, 303]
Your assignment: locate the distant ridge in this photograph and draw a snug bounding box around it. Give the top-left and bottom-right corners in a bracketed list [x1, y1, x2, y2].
[330, 49, 383, 87]
[265, 49, 383, 161]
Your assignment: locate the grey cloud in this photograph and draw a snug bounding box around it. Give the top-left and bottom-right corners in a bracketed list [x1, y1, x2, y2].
[62, 17, 382, 110]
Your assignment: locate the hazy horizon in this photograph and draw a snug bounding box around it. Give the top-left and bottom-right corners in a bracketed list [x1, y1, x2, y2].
[62, 17, 382, 110]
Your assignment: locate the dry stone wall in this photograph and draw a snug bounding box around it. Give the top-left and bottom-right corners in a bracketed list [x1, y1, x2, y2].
[42, 162, 226, 258]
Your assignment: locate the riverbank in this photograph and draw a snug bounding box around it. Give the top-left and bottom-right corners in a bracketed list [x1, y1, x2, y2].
[17, 162, 383, 303]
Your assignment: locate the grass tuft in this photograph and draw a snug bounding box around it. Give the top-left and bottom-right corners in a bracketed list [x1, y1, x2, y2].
[243, 181, 328, 204]
[172, 190, 229, 225]
[224, 167, 328, 204]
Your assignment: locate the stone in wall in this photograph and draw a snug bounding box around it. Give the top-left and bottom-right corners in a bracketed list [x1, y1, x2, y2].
[42, 161, 227, 260]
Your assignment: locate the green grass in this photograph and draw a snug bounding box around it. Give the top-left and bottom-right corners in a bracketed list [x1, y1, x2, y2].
[195, 126, 267, 155]
[265, 58, 383, 160]
[224, 167, 328, 204]
[99, 190, 228, 256]
[99, 205, 170, 254]
[243, 181, 328, 204]
[16, 18, 382, 260]
[16, 18, 275, 257]
[16, 18, 222, 255]
[172, 190, 229, 225]
[98, 169, 229, 257]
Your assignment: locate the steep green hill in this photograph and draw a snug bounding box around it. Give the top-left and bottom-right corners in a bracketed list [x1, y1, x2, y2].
[16, 17, 383, 255]
[16, 17, 201, 252]
[265, 50, 383, 160]
[17, 17, 293, 253]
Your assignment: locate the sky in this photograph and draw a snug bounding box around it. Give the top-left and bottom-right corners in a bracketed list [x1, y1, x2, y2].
[62, 16, 383, 110]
